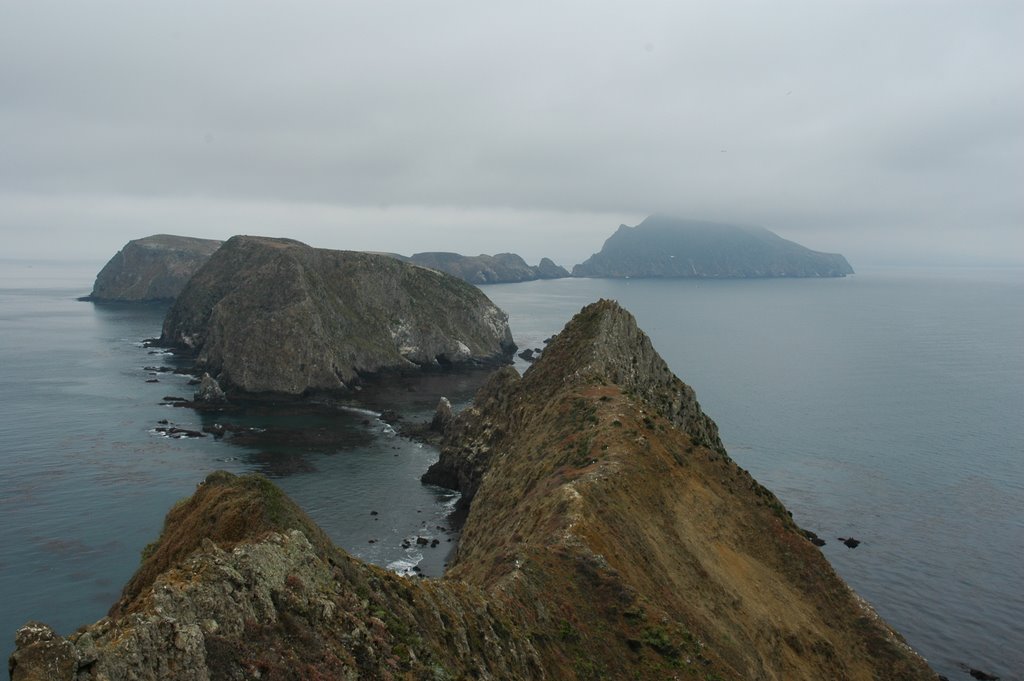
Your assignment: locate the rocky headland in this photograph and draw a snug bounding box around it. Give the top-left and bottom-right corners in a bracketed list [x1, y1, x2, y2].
[391, 252, 570, 284]
[160, 236, 516, 395]
[81, 235, 223, 302]
[11, 300, 937, 680]
[573, 215, 854, 278]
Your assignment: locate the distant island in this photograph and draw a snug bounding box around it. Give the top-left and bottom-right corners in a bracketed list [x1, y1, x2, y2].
[160, 236, 516, 395]
[81, 215, 853, 301]
[390, 252, 570, 284]
[573, 215, 854, 278]
[83, 237, 572, 303]
[80, 234, 222, 302]
[10, 301, 935, 680]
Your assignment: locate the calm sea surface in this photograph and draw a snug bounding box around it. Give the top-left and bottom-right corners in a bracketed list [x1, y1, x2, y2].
[1, 262, 1021, 680]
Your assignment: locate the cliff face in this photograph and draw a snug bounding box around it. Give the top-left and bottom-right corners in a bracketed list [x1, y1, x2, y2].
[573, 215, 854, 278]
[11, 301, 937, 680]
[160, 236, 516, 395]
[82, 235, 223, 302]
[392, 252, 570, 284]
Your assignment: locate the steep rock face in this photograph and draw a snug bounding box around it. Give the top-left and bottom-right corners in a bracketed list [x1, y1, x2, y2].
[573, 215, 854, 278]
[12, 301, 938, 680]
[82, 235, 223, 302]
[160, 236, 516, 394]
[392, 251, 570, 284]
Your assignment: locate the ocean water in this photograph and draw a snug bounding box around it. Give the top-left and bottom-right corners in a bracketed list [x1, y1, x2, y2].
[1, 263, 1021, 680]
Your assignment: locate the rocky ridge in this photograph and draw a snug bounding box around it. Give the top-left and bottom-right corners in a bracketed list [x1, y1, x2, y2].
[160, 236, 516, 395]
[391, 252, 570, 284]
[11, 301, 938, 680]
[81, 235, 223, 302]
[573, 215, 854, 278]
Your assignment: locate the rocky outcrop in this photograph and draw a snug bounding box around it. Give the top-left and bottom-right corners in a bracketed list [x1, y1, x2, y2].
[392, 251, 570, 284]
[81, 235, 222, 302]
[160, 236, 516, 395]
[193, 373, 227, 404]
[573, 215, 854, 278]
[12, 301, 938, 680]
[535, 257, 570, 279]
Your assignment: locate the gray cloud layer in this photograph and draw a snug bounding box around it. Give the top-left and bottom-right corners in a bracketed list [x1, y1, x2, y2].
[1, 1, 1021, 266]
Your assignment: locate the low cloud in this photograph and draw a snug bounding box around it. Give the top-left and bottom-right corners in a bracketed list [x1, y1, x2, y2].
[1, 1, 1021, 266]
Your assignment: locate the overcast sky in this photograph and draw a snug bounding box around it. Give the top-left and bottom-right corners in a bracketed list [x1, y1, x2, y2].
[1, 1, 1021, 268]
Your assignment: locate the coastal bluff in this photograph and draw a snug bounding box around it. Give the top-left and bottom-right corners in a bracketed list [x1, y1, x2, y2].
[573, 215, 854, 278]
[11, 301, 938, 680]
[160, 236, 516, 395]
[81, 234, 222, 302]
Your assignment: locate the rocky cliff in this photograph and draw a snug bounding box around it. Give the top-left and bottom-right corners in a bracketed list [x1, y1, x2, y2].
[82, 235, 223, 302]
[160, 236, 516, 395]
[392, 252, 570, 284]
[11, 301, 938, 680]
[573, 215, 854, 278]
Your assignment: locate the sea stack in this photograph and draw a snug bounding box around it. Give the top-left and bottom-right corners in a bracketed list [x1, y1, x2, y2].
[573, 215, 854, 278]
[160, 236, 516, 395]
[82, 234, 223, 302]
[14, 299, 939, 679]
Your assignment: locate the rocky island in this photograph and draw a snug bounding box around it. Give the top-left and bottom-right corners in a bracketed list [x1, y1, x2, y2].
[391, 252, 570, 284]
[573, 215, 854, 278]
[81, 234, 223, 302]
[160, 236, 516, 395]
[11, 301, 937, 680]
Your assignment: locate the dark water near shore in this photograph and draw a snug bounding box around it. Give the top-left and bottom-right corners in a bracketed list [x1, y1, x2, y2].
[1, 263, 1022, 679]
